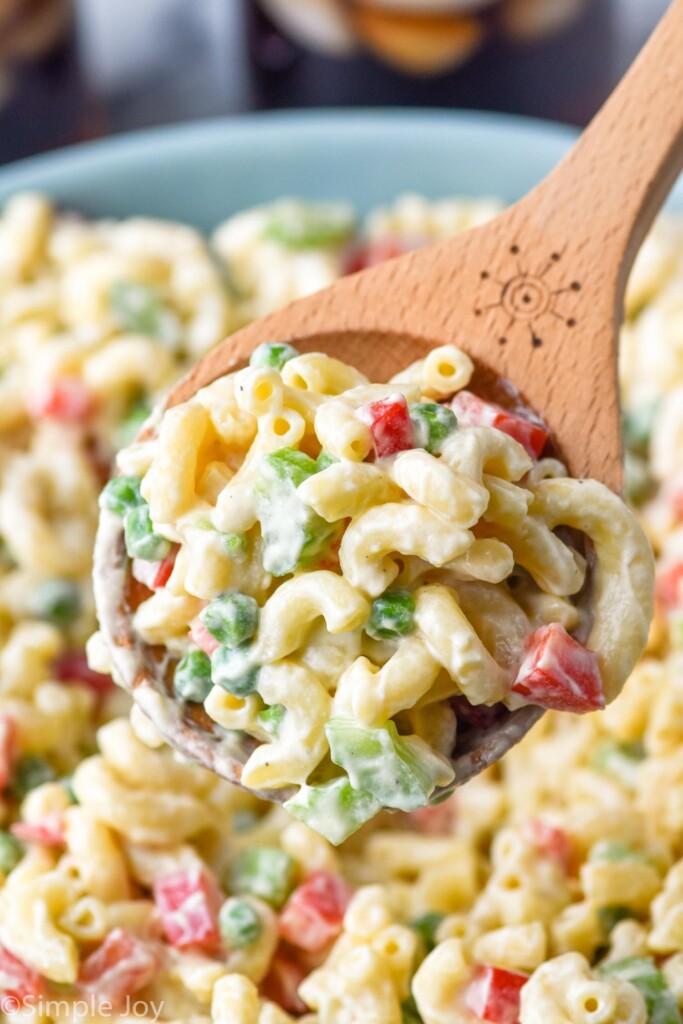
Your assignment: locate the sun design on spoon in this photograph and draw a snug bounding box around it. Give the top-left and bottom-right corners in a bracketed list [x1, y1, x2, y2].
[474, 245, 581, 349]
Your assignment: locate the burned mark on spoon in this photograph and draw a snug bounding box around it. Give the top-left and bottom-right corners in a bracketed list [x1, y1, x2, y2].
[475, 246, 581, 349]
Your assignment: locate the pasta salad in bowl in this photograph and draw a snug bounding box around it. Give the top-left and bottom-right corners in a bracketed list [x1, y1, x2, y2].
[0, 178, 674, 1024]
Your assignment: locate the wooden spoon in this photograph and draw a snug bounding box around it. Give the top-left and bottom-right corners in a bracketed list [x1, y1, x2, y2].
[95, 0, 683, 804]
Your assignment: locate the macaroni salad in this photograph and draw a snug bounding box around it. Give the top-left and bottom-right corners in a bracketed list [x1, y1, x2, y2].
[98, 335, 652, 840]
[0, 188, 674, 1024]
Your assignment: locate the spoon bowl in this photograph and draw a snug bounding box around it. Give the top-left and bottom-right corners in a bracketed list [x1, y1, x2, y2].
[95, 0, 683, 801]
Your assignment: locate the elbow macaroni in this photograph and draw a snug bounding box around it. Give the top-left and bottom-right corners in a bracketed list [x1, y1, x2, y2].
[0, 190, 676, 1024]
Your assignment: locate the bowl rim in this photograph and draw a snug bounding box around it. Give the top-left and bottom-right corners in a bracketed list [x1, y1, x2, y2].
[0, 107, 579, 191]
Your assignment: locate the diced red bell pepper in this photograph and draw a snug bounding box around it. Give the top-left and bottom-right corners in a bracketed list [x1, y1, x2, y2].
[190, 619, 221, 657]
[0, 944, 46, 1009]
[357, 393, 414, 458]
[260, 948, 309, 1016]
[279, 871, 353, 953]
[78, 928, 158, 1006]
[407, 796, 457, 836]
[132, 546, 178, 591]
[657, 562, 683, 610]
[343, 238, 409, 275]
[451, 391, 548, 459]
[53, 650, 114, 697]
[0, 715, 17, 792]
[11, 814, 65, 850]
[466, 965, 529, 1024]
[153, 866, 222, 951]
[523, 819, 574, 875]
[28, 377, 96, 423]
[511, 623, 604, 714]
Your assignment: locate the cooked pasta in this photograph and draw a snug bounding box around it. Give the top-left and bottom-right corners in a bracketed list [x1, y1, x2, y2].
[0, 188, 675, 1024]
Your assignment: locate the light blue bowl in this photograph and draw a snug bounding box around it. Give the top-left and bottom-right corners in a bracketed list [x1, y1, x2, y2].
[0, 110, 588, 229]
[0, 107, 679, 256]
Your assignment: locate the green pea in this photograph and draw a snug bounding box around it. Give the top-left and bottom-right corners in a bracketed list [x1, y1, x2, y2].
[210, 645, 259, 697]
[202, 592, 259, 648]
[366, 591, 415, 640]
[401, 995, 424, 1024]
[218, 897, 263, 948]
[223, 533, 248, 562]
[174, 650, 213, 703]
[591, 739, 646, 788]
[589, 840, 650, 864]
[0, 831, 24, 874]
[99, 475, 144, 517]
[114, 397, 151, 449]
[622, 402, 659, 455]
[123, 505, 172, 561]
[32, 579, 81, 627]
[60, 776, 78, 805]
[10, 755, 56, 800]
[109, 280, 182, 349]
[231, 847, 296, 909]
[600, 958, 681, 1024]
[597, 905, 633, 936]
[410, 912, 445, 953]
[409, 402, 457, 454]
[249, 343, 299, 371]
[257, 704, 286, 737]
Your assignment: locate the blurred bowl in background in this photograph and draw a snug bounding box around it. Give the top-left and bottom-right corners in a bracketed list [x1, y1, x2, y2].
[256, 0, 591, 75]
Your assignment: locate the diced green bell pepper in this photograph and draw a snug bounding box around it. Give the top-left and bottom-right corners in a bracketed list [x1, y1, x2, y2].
[284, 776, 381, 846]
[326, 718, 446, 813]
[315, 451, 337, 472]
[262, 206, 355, 250]
[255, 447, 338, 576]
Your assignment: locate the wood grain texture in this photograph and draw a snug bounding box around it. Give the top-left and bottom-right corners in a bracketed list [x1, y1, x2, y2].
[170, 0, 683, 493]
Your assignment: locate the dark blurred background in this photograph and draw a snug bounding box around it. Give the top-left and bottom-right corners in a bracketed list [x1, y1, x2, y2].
[0, 0, 670, 167]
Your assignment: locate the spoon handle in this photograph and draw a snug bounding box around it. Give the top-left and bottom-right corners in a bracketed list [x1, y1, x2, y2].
[528, 0, 683, 304]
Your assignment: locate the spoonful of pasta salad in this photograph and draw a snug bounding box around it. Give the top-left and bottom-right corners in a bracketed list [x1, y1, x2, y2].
[90, 0, 683, 841]
[93, 337, 653, 842]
